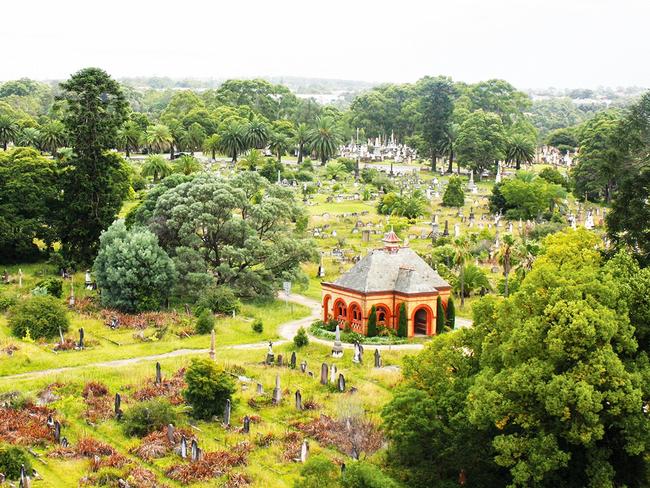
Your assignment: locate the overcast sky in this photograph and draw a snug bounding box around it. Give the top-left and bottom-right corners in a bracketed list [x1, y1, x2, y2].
[2, 0, 648, 89]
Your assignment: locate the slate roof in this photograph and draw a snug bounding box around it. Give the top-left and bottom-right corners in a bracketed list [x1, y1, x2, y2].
[332, 247, 449, 294]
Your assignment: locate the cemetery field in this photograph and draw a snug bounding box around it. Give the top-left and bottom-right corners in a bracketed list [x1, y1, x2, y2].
[0, 340, 405, 487]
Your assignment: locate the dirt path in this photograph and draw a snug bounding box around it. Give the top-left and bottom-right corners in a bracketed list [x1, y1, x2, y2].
[0, 293, 472, 381]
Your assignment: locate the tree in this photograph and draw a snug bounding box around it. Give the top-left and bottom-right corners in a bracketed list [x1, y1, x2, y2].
[240, 148, 265, 171]
[93, 220, 176, 313]
[245, 117, 270, 149]
[367, 306, 378, 337]
[122, 398, 178, 437]
[146, 124, 173, 153]
[468, 79, 531, 126]
[150, 172, 316, 298]
[0, 445, 32, 480]
[341, 461, 401, 488]
[294, 326, 309, 348]
[414, 76, 455, 172]
[183, 358, 236, 420]
[9, 295, 69, 340]
[451, 237, 472, 307]
[442, 176, 464, 207]
[203, 133, 220, 160]
[0, 115, 18, 150]
[17, 127, 41, 149]
[308, 117, 341, 165]
[141, 154, 172, 182]
[57, 67, 130, 263]
[294, 123, 310, 163]
[324, 161, 348, 180]
[496, 234, 515, 297]
[505, 133, 535, 170]
[39, 120, 67, 156]
[269, 131, 291, 162]
[436, 296, 446, 335]
[182, 122, 206, 154]
[173, 154, 201, 175]
[295, 455, 340, 488]
[117, 120, 143, 158]
[445, 296, 455, 329]
[218, 120, 247, 162]
[0, 147, 58, 262]
[397, 302, 408, 338]
[195, 309, 215, 334]
[456, 110, 507, 175]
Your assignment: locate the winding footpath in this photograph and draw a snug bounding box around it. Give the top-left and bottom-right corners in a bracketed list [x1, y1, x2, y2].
[1, 293, 472, 382]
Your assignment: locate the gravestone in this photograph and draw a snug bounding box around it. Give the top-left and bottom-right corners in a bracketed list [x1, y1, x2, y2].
[167, 424, 175, 444]
[273, 375, 282, 404]
[223, 399, 231, 427]
[331, 324, 343, 358]
[277, 354, 283, 367]
[243, 415, 250, 434]
[374, 349, 382, 368]
[300, 360, 307, 373]
[352, 341, 362, 364]
[295, 390, 302, 410]
[180, 436, 187, 458]
[54, 421, 61, 444]
[155, 362, 162, 385]
[60, 437, 68, 448]
[266, 341, 275, 365]
[77, 328, 84, 349]
[320, 363, 328, 385]
[338, 373, 346, 392]
[46, 415, 54, 427]
[191, 439, 199, 462]
[300, 440, 309, 463]
[256, 383, 263, 395]
[329, 364, 337, 383]
[114, 393, 122, 419]
[209, 329, 216, 361]
[290, 351, 296, 369]
[443, 220, 449, 237]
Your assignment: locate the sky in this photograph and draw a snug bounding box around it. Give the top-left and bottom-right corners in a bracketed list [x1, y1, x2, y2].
[1, 0, 648, 89]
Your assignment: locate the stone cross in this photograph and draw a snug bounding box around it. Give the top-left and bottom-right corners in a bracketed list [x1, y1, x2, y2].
[209, 329, 216, 361]
[338, 373, 346, 392]
[266, 341, 275, 365]
[329, 364, 337, 383]
[272, 375, 282, 404]
[290, 351, 296, 369]
[167, 424, 175, 444]
[300, 440, 309, 463]
[374, 349, 381, 368]
[320, 363, 329, 385]
[77, 328, 84, 349]
[295, 390, 302, 410]
[242, 415, 250, 433]
[155, 362, 162, 385]
[180, 435, 187, 458]
[223, 399, 231, 427]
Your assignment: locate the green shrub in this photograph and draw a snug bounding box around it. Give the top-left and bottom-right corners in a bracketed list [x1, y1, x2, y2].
[341, 461, 400, 488]
[196, 285, 241, 315]
[397, 303, 408, 338]
[294, 327, 309, 348]
[9, 295, 69, 340]
[295, 455, 340, 488]
[32, 277, 63, 298]
[0, 444, 32, 480]
[442, 176, 465, 207]
[0, 293, 16, 312]
[446, 297, 456, 329]
[195, 309, 215, 335]
[436, 296, 446, 335]
[252, 318, 264, 334]
[122, 398, 178, 437]
[183, 358, 236, 420]
[366, 306, 378, 338]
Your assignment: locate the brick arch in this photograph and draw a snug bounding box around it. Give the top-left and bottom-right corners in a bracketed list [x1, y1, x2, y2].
[348, 301, 363, 333]
[333, 298, 347, 322]
[323, 294, 332, 322]
[372, 303, 392, 328]
[411, 304, 434, 336]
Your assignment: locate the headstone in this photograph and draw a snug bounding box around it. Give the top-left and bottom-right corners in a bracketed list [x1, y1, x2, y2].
[443, 220, 449, 237]
[454, 223, 460, 238]
[191, 439, 199, 462]
[77, 328, 84, 349]
[290, 351, 296, 369]
[273, 375, 282, 404]
[223, 399, 231, 427]
[243, 415, 250, 434]
[338, 373, 346, 392]
[60, 437, 68, 448]
[54, 420, 61, 444]
[277, 354, 283, 367]
[266, 341, 275, 365]
[295, 390, 302, 410]
[331, 324, 343, 358]
[256, 383, 264, 395]
[300, 440, 309, 463]
[300, 360, 307, 373]
[85, 270, 92, 289]
[320, 363, 328, 385]
[114, 393, 122, 419]
[374, 349, 382, 368]
[18, 269, 23, 288]
[155, 362, 162, 385]
[209, 329, 216, 361]
[352, 341, 363, 364]
[329, 364, 337, 383]
[180, 436, 187, 458]
[167, 424, 175, 444]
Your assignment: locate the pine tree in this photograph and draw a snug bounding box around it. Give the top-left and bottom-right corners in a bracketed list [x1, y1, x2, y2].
[397, 303, 408, 338]
[446, 297, 455, 330]
[367, 305, 378, 337]
[436, 296, 446, 335]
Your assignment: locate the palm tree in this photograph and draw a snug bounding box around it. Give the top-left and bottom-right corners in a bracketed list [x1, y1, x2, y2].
[454, 264, 492, 297]
[506, 134, 535, 170]
[391, 191, 428, 220]
[514, 240, 539, 280]
[17, 127, 42, 149]
[0, 116, 18, 150]
[451, 237, 472, 308]
[203, 134, 220, 161]
[308, 117, 341, 165]
[117, 120, 142, 158]
[174, 154, 201, 175]
[268, 132, 291, 162]
[324, 161, 348, 180]
[294, 123, 310, 163]
[441, 123, 459, 174]
[141, 154, 172, 182]
[240, 149, 265, 171]
[39, 121, 67, 156]
[56, 147, 75, 163]
[245, 117, 270, 150]
[218, 121, 247, 163]
[146, 124, 173, 154]
[496, 234, 515, 297]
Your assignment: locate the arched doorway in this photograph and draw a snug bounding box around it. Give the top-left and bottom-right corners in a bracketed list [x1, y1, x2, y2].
[323, 295, 331, 322]
[413, 307, 429, 335]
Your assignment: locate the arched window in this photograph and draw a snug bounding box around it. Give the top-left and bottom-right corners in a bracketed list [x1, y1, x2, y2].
[376, 305, 389, 326]
[334, 299, 347, 320]
[349, 303, 362, 332]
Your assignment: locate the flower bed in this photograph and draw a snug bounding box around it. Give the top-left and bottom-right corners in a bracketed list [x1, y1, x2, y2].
[309, 321, 410, 345]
